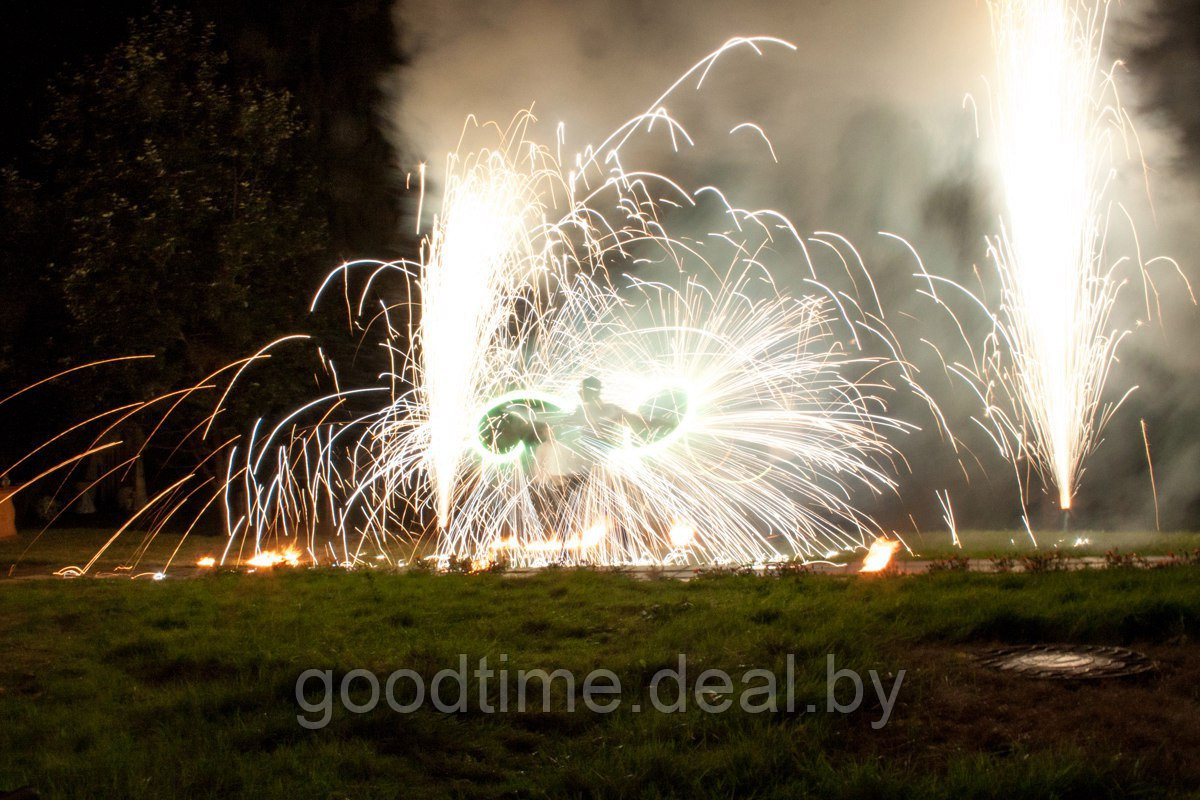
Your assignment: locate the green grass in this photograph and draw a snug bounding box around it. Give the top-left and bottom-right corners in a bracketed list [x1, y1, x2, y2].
[2, 566, 1200, 798]
[903, 529, 1200, 560]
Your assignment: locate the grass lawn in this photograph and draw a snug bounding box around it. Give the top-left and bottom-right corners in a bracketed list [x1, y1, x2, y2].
[0, 528, 218, 575]
[903, 529, 1200, 561]
[2, 564, 1200, 798]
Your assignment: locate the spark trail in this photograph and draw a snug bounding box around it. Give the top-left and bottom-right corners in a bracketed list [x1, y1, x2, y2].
[243, 37, 929, 567]
[920, 0, 1185, 525]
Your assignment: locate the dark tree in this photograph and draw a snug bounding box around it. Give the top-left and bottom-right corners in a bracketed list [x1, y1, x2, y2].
[0, 168, 52, 380]
[36, 9, 331, 399]
[0, 8, 377, 519]
[193, 0, 408, 258]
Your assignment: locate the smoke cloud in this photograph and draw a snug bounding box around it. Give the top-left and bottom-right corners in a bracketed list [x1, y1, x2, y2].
[383, 0, 1200, 532]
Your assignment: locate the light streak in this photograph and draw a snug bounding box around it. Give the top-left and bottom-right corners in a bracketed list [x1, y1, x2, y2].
[1141, 418, 1159, 531]
[936, 489, 959, 548]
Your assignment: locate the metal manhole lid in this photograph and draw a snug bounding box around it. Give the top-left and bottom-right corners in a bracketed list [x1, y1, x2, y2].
[977, 644, 1155, 680]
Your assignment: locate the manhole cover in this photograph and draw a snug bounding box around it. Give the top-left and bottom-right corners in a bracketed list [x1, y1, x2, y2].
[977, 644, 1155, 680]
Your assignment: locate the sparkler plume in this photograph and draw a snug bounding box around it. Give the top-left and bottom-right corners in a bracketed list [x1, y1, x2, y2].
[417, 127, 563, 526]
[986, 0, 1119, 514]
[920, 0, 1186, 523]
[248, 38, 931, 568]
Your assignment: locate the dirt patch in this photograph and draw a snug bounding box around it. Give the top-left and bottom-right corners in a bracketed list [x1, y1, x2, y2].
[845, 641, 1200, 783]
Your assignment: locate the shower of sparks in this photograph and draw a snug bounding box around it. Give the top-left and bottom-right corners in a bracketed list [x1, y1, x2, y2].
[985, 0, 1119, 513]
[222, 37, 933, 569]
[416, 133, 561, 526]
[920, 0, 1186, 521]
[6, 37, 940, 574]
[429, 273, 909, 566]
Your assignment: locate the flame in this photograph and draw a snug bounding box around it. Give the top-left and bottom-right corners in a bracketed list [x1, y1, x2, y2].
[196, 556, 216, 568]
[483, 520, 609, 561]
[579, 520, 607, 549]
[245, 548, 302, 568]
[860, 538, 901, 573]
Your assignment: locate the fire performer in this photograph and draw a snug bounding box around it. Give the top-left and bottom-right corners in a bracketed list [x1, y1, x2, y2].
[488, 376, 681, 481]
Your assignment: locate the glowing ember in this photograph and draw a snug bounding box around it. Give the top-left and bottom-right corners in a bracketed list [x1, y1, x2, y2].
[196, 556, 216, 568]
[860, 538, 901, 573]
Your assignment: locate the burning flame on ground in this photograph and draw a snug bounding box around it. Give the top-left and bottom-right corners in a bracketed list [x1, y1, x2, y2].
[489, 520, 610, 557]
[860, 538, 901, 573]
[245, 548, 302, 568]
[668, 521, 696, 549]
[196, 550, 302, 569]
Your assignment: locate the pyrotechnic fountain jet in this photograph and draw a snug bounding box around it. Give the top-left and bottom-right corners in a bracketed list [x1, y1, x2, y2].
[986, 0, 1117, 519]
[919, 0, 1187, 531]
[265, 37, 935, 567]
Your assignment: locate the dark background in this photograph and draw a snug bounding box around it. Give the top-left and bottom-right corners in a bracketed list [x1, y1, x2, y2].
[1, 0, 404, 256]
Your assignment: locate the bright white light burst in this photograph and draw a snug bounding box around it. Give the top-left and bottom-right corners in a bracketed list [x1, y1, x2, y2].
[191, 38, 931, 569]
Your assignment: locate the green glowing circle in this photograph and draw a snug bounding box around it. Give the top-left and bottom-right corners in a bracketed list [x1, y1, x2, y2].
[473, 386, 691, 467]
[473, 390, 567, 465]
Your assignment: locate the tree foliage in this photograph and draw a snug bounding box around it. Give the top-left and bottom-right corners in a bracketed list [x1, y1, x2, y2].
[1, 8, 354, 502]
[32, 7, 337, 418]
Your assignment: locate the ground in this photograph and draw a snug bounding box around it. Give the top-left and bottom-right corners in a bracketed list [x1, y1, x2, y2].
[2, 534, 1200, 798]
[4, 527, 1200, 577]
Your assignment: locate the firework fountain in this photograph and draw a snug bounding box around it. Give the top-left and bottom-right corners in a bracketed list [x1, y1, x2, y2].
[3, 38, 943, 574]
[217, 38, 932, 569]
[920, 0, 1186, 529]
[988, 0, 1121, 518]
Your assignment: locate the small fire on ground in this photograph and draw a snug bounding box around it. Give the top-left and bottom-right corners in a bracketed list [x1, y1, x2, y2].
[860, 538, 901, 573]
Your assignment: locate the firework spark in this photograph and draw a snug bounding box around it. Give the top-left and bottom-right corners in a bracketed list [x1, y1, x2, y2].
[228, 37, 928, 568]
[8, 38, 935, 574]
[918, 0, 1185, 524]
[987, 0, 1122, 513]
